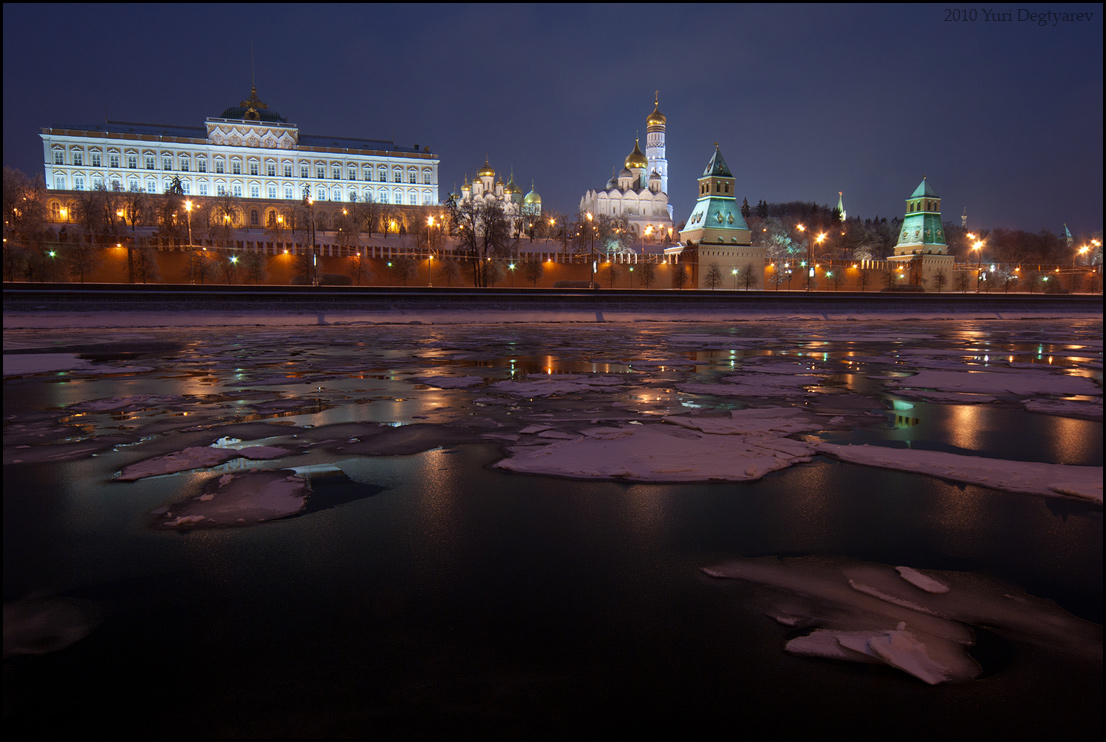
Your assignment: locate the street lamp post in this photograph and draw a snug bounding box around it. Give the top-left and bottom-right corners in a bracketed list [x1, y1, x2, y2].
[587, 212, 596, 288]
[1073, 245, 1089, 294]
[813, 232, 826, 289]
[184, 200, 195, 284]
[972, 239, 983, 292]
[304, 189, 318, 286]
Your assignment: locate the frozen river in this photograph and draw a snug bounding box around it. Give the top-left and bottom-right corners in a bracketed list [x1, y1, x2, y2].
[3, 315, 1102, 737]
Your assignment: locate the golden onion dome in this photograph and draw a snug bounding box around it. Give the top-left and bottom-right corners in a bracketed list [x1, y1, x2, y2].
[624, 138, 648, 170]
[647, 102, 666, 128]
[477, 159, 495, 178]
[523, 183, 541, 205]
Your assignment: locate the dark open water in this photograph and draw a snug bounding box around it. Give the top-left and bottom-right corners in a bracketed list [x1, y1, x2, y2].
[3, 319, 1101, 738]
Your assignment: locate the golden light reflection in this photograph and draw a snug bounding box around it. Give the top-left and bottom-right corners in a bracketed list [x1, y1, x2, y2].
[946, 404, 985, 451]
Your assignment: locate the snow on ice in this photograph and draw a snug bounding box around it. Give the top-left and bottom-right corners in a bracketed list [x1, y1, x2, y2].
[703, 556, 1101, 685]
[156, 470, 310, 528]
[886, 369, 1100, 396]
[815, 442, 1103, 503]
[495, 413, 818, 481]
[116, 445, 292, 481]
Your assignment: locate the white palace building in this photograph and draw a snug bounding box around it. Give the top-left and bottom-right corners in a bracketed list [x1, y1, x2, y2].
[40, 86, 440, 217]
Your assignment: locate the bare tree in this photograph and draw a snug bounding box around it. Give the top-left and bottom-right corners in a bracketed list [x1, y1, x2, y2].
[603, 261, 621, 288]
[133, 246, 160, 284]
[393, 254, 418, 286]
[116, 187, 152, 283]
[448, 196, 513, 288]
[740, 265, 759, 290]
[241, 251, 266, 284]
[347, 251, 372, 286]
[65, 235, 102, 283]
[704, 263, 723, 290]
[3, 167, 50, 280]
[437, 257, 461, 287]
[522, 258, 544, 287]
[932, 269, 948, 293]
[672, 263, 688, 290]
[639, 261, 656, 289]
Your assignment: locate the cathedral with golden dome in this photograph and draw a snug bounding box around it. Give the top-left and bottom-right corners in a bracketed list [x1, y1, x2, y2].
[457, 160, 542, 231]
[579, 93, 675, 244]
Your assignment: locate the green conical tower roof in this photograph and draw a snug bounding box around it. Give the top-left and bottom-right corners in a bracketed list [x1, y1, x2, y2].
[703, 144, 733, 177]
[910, 177, 939, 199]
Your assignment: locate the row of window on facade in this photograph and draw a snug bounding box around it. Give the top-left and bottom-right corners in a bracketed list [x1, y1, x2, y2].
[52, 148, 432, 184]
[52, 173, 434, 206]
[49, 199, 417, 231]
[909, 199, 939, 212]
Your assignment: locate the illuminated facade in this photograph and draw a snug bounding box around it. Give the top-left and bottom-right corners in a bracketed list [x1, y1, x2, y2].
[41, 86, 440, 209]
[580, 94, 674, 240]
[887, 177, 954, 289]
[457, 162, 542, 225]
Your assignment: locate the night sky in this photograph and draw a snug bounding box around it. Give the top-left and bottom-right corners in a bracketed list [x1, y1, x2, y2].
[3, 4, 1102, 234]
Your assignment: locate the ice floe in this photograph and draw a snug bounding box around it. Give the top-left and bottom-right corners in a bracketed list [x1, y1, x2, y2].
[888, 390, 997, 404]
[413, 375, 485, 388]
[886, 369, 1100, 396]
[495, 422, 816, 481]
[116, 445, 291, 481]
[703, 556, 1101, 685]
[664, 407, 825, 436]
[815, 443, 1102, 503]
[155, 470, 310, 528]
[4, 353, 98, 376]
[1022, 397, 1103, 420]
[895, 566, 950, 594]
[3, 594, 103, 657]
[491, 375, 629, 397]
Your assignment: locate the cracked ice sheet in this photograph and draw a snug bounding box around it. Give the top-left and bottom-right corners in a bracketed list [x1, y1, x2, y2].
[495, 423, 815, 481]
[816, 442, 1103, 503]
[887, 369, 1100, 396]
[490, 375, 629, 398]
[1023, 397, 1103, 421]
[2, 354, 152, 377]
[703, 556, 1102, 685]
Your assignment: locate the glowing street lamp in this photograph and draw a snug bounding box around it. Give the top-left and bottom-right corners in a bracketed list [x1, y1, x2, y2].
[970, 237, 984, 292]
[303, 188, 318, 286]
[587, 212, 596, 287]
[813, 232, 827, 289]
[184, 200, 195, 284]
[1073, 245, 1090, 293]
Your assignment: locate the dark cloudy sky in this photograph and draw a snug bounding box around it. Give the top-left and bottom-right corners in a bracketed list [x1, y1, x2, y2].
[3, 3, 1102, 234]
